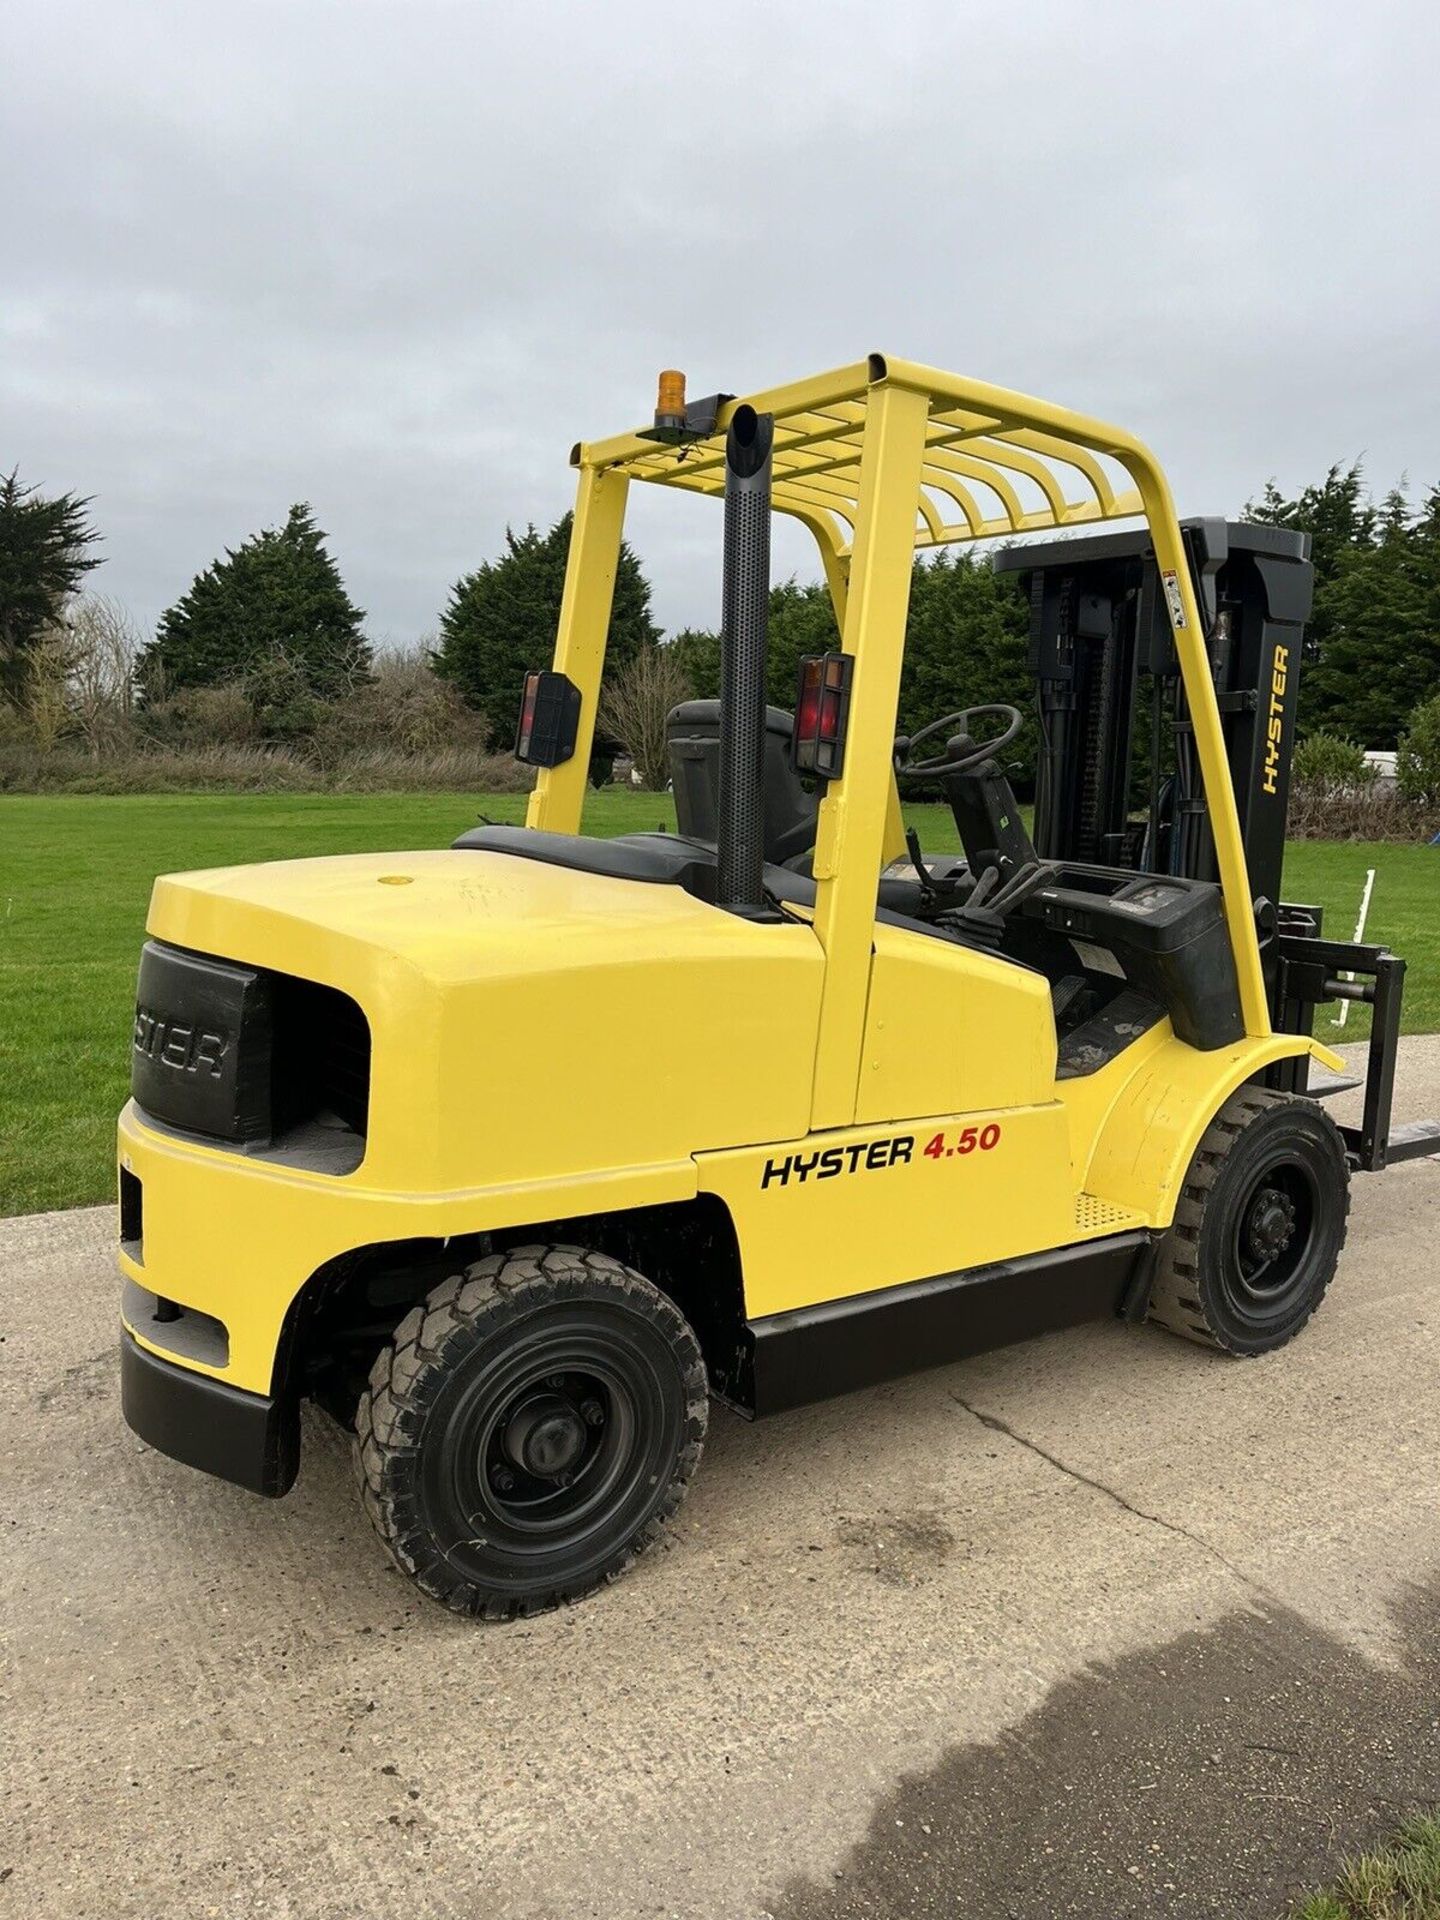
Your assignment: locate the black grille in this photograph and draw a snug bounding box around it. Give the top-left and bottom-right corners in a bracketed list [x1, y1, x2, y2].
[132, 941, 370, 1148]
[132, 941, 273, 1141]
[271, 976, 371, 1136]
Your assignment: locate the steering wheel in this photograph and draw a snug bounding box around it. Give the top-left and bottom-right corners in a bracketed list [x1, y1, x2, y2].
[895, 704, 1024, 778]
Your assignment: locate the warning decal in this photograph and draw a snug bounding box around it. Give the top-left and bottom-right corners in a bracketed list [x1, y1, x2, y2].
[1160, 567, 1188, 629]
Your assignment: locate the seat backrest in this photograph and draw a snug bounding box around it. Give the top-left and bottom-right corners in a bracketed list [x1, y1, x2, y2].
[938, 737, 1039, 879]
[665, 700, 818, 867]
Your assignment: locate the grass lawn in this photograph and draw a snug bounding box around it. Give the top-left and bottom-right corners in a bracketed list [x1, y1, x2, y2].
[1291, 1813, 1440, 1918]
[2, 790, 1436, 1215]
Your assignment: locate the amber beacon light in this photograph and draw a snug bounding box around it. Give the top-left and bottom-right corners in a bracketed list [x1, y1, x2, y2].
[654, 369, 687, 433]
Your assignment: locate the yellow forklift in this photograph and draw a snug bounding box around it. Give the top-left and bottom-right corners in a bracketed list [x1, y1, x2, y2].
[118, 356, 1438, 1617]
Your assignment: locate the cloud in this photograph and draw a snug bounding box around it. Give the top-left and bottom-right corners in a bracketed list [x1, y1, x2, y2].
[3, 0, 1437, 642]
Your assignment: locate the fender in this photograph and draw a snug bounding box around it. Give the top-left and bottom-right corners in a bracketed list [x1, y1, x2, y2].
[1084, 1032, 1346, 1228]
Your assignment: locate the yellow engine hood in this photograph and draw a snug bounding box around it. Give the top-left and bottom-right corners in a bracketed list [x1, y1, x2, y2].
[145, 848, 825, 1193]
[148, 847, 773, 985]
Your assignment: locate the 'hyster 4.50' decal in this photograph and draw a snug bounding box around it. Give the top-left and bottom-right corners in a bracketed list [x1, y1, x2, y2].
[923, 1123, 1002, 1159]
[761, 1135, 914, 1188]
[759, 1123, 1003, 1189]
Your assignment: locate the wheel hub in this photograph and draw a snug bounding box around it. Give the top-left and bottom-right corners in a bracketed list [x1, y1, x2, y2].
[1245, 1186, 1297, 1261]
[502, 1393, 588, 1480]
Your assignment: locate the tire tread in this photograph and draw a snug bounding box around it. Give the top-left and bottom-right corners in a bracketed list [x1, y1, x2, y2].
[354, 1244, 707, 1620]
[1147, 1087, 1350, 1353]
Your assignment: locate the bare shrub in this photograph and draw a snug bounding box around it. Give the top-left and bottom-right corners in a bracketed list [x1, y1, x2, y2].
[1287, 779, 1440, 841]
[24, 626, 75, 751]
[312, 645, 489, 766]
[138, 682, 257, 749]
[599, 643, 691, 790]
[66, 595, 140, 758]
[0, 742, 309, 793]
[0, 699, 30, 747]
[329, 746, 533, 792]
[0, 742, 47, 789]
[240, 648, 328, 743]
[0, 737, 535, 795]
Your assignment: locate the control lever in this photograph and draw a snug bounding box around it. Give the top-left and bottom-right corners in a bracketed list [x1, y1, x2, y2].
[903, 825, 937, 913]
[937, 860, 1060, 947]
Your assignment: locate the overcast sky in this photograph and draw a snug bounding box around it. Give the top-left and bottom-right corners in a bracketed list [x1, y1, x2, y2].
[4, 0, 1438, 646]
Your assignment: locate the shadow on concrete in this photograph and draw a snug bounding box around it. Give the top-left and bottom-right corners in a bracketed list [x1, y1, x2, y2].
[770, 1575, 1440, 1919]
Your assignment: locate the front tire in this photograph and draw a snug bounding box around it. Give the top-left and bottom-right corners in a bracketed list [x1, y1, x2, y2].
[1147, 1088, 1350, 1355]
[356, 1245, 708, 1618]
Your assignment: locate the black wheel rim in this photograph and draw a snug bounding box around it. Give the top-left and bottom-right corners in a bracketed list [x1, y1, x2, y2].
[479, 1365, 631, 1530]
[417, 1304, 683, 1584]
[1223, 1155, 1319, 1325]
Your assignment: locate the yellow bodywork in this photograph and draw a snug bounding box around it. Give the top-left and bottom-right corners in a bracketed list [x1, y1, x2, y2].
[120, 352, 1343, 1402]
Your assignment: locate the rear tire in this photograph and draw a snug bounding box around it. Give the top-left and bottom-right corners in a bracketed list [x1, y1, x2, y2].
[355, 1245, 708, 1618]
[1147, 1088, 1349, 1355]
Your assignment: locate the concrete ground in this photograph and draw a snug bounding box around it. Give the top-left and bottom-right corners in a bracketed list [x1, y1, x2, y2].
[3, 1041, 1438, 1920]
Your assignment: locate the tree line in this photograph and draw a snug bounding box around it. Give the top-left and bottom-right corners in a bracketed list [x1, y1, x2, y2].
[1, 460, 1438, 801]
[1246, 466, 1440, 744]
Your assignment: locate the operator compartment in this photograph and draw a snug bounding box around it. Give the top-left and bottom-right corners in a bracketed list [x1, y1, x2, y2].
[1013, 866, 1243, 1058]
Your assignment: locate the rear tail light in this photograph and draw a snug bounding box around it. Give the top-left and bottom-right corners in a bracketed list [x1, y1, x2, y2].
[791, 651, 853, 779]
[514, 670, 581, 767]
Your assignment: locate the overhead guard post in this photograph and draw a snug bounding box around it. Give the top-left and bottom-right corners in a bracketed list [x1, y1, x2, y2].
[525, 463, 630, 835]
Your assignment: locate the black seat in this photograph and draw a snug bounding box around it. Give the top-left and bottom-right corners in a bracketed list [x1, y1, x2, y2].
[666, 701, 818, 867]
[450, 825, 720, 892]
[935, 736, 1040, 880]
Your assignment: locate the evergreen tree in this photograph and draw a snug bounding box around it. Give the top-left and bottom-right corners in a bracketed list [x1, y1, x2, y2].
[668, 551, 1028, 743]
[141, 504, 368, 698]
[435, 515, 658, 749]
[1247, 462, 1376, 601]
[898, 549, 1030, 739]
[1250, 470, 1440, 745]
[1247, 463, 1373, 733]
[0, 469, 102, 705]
[765, 579, 841, 709]
[1306, 490, 1435, 746]
[669, 625, 721, 699]
[1405, 485, 1440, 723]
[668, 584, 840, 708]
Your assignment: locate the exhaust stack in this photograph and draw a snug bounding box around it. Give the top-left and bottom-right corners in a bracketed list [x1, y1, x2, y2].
[717, 405, 775, 912]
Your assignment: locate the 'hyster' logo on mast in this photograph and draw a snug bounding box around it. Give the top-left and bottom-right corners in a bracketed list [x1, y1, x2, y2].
[1263, 644, 1290, 796]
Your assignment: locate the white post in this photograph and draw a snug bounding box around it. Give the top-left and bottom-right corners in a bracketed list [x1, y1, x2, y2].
[1332, 866, 1377, 1030]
